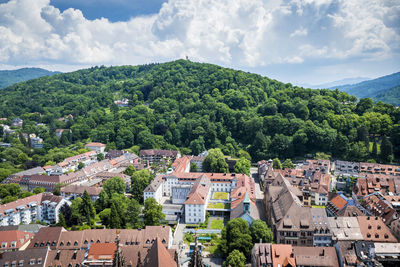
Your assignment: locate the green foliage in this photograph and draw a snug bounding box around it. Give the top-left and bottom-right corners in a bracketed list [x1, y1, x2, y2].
[233, 157, 250, 175]
[143, 198, 165, 226]
[97, 153, 105, 161]
[79, 191, 96, 225]
[52, 183, 65, 196]
[381, 136, 394, 162]
[0, 60, 398, 166]
[224, 250, 246, 267]
[210, 219, 224, 230]
[190, 162, 199, 172]
[33, 187, 45, 194]
[123, 165, 136, 176]
[0, 68, 59, 89]
[126, 198, 143, 228]
[57, 213, 67, 228]
[314, 152, 331, 160]
[220, 218, 253, 258]
[282, 159, 294, 169]
[1, 195, 18, 204]
[130, 169, 152, 204]
[103, 177, 126, 197]
[109, 202, 122, 229]
[203, 148, 228, 173]
[249, 220, 273, 243]
[272, 158, 282, 170]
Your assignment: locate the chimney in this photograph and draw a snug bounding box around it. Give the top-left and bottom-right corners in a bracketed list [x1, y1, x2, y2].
[320, 249, 325, 256]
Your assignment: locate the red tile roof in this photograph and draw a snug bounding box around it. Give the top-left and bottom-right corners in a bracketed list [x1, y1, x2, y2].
[143, 238, 177, 267]
[87, 243, 116, 260]
[0, 230, 33, 250]
[85, 142, 106, 147]
[329, 194, 347, 211]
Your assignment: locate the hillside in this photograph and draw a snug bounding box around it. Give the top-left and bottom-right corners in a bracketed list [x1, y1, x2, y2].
[0, 68, 60, 89]
[330, 72, 400, 103]
[374, 85, 400, 106]
[306, 77, 370, 89]
[0, 60, 399, 165]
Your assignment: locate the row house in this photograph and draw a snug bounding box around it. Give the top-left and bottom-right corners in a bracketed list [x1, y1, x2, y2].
[0, 193, 70, 226]
[251, 243, 339, 267]
[361, 192, 397, 225]
[360, 163, 400, 177]
[84, 142, 106, 154]
[139, 149, 180, 164]
[60, 185, 103, 201]
[0, 230, 33, 252]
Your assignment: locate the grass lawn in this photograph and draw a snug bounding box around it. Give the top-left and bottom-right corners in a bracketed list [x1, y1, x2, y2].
[207, 203, 231, 209]
[212, 192, 229, 200]
[369, 142, 381, 153]
[210, 219, 224, 230]
[312, 205, 325, 208]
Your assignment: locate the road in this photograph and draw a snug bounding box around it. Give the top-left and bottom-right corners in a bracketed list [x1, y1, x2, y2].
[250, 167, 267, 221]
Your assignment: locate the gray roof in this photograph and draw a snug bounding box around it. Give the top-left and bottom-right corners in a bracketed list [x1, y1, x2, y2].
[12, 166, 45, 177]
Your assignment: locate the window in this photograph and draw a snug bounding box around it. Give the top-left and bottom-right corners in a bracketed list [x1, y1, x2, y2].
[29, 259, 35, 265]
[18, 261, 23, 267]
[1, 242, 6, 248]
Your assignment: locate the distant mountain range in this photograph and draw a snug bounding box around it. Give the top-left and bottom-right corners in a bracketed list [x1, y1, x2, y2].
[0, 68, 61, 89]
[305, 77, 371, 89]
[328, 72, 400, 106]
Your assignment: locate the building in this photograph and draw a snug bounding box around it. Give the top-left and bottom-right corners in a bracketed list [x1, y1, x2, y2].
[334, 241, 357, 267]
[0, 248, 48, 267]
[139, 149, 180, 164]
[114, 98, 129, 107]
[252, 243, 272, 267]
[359, 162, 400, 177]
[357, 216, 398, 243]
[293, 246, 339, 267]
[374, 243, 400, 265]
[334, 160, 360, 177]
[84, 142, 106, 153]
[55, 129, 70, 139]
[28, 226, 173, 250]
[390, 218, 400, 241]
[143, 175, 163, 203]
[265, 174, 314, 246]
[185, 175, 211, 224]
[361, 192, 397, 224]
[46, 249, 85, 267]
[190, 156, 205, 172]
[310, 208, 332, 247]
[327, 217, 363, 242]
[83, 242, 116, 266]
[11, 118, 23, 127]
[60, 184, 103, 201]
[0, 230, 33, 251]
[271, 244, 295, 267]
[0, 193, 70, 226]
[325, 194, 364, 217]
[354, 241, 375, 266]
[31, 137, 43, 149]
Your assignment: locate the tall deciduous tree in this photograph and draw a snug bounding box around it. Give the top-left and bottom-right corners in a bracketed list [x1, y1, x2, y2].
[126, 198, 143, 228]
[220, 218, 253, 258]
[131, 169, 152, 204]
[272, 158, 282, 170]
[250, 220, 273, 243]
[203, 148, 228, 173]
[143, 198, 165, 226]
[79, 190, 96, 225]
[224, 250, 246, 267]
[233, 157, 251, 175]
[282, 159, 294, 169]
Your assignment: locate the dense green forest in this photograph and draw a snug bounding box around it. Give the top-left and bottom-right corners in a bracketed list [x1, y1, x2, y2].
[0, 60, 399, 177]
[374, 85, 400, 106]
[0, 68, 60, 89]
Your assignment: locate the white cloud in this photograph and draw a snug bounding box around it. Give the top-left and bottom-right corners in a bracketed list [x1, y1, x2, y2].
[0, 0, 398, 76]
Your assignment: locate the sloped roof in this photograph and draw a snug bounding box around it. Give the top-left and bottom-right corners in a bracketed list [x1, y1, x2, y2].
[329, 194, 347, 211]
[87, 243, 116, 260]
[185, 174, 211, 205]
[0, 230, 33, 249]
[85, 142, 106, 147]
[143, 238, 177, 267]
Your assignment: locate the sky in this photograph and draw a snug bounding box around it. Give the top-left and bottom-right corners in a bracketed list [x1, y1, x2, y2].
[0, 0, 399, 85]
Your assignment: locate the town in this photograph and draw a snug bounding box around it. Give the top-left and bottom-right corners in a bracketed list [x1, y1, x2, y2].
[0, 144, 399, 267]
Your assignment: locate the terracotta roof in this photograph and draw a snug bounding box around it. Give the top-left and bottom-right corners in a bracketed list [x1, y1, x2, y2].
[87, 243, 116, 261]
[0, 248, 48, 267]
[271, 244, 295, 267]
[27, 226, 65, 249]
[357, 216, 398, 242]
[171, 156, 191, 173]
[184, 174, 211, 205]
[329, 194, 347, 211]
[143, 238, 177, 267]
[0, 230, 33, 250]
[85, 142, 106, 147]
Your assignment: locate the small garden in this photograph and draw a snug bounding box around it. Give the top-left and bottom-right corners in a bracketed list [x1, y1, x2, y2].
[207, 202, 231, 209]
[210, 219, 224, 230]
[212, 192, 229, 200]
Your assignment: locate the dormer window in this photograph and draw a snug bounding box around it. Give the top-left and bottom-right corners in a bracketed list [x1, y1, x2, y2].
[74, 241, 78, 246]
[67, 242, 71, 246]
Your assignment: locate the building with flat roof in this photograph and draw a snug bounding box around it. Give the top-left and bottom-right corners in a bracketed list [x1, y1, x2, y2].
[327, 217, 363, 242]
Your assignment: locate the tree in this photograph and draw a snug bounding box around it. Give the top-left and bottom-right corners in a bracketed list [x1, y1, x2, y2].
[95, 190, 110, 212]
[143, 198, 165, 226]
[33, 187, 45, 194]
[79, 190, 96, 225]
[99, 208, 111, 227]
[103, 177, 126, 197]
[220, 218, 253, 258]
[272, 158, 282, 170]
[224, 250, 246, 267]
[190, 162, 198, 172]
[282, 159, 294, 169]
[97, 153, 105, 161]
[109, 202, 122, 229]
[233, 157, 250, 175]
[60, 202, 73, 227]
[124, 165, 136, 176]
[1, 195, 18, 204]
[130, 170, 152, 203]
[57, 213, 67, 227]
[250, 220, 273, 243]
[78, 162, 85, 170]
[372, 139, 378, 158]
[380, 136, 394, 163]
[126, 198, 143, 228]
[203, 148, 228, 173]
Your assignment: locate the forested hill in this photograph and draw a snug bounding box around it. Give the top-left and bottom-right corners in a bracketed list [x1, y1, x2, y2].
[0, 60, 399, 164]
[330, 71, 400, 105]
[0, 68, 60, 89]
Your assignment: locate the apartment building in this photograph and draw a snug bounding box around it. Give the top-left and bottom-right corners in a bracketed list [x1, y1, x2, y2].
[0, 193, 69, 226]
